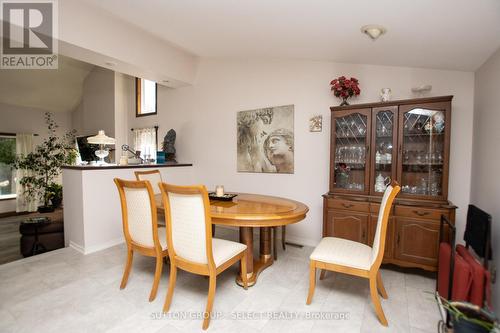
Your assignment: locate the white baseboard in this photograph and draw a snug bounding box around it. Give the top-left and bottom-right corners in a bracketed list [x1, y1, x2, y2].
[83, 238, 125, 254]
[69, 238, 124, 255]
[69, 241, 85, 254]
[283, 234, 318, 248]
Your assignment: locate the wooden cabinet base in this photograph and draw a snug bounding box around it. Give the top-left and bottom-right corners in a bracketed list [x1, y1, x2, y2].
[323, 195, 456, 272]
[381, 258, 439, 272]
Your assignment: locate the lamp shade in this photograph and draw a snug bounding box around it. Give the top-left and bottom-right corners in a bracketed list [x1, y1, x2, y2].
[87, 130, 116, 145]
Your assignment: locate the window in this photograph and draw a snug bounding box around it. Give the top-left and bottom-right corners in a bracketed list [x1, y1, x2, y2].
[0, 135, 16, 199]
[136, 78, 157, 117]
[133, 127, 157, 161]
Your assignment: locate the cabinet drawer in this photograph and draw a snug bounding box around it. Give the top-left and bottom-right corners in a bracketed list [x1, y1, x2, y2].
[327, 199, 369, 212]
[395, 206, 447, 221]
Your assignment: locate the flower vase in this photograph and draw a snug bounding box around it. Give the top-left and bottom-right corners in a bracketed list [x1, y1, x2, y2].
[340, 97, 349, 106]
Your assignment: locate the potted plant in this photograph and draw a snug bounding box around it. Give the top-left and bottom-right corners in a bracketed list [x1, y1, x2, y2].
[47, 183, 63, 209]
[12, 113, 76, 212]
[330, 76, 361, 106]
[438, 296, 497, 333]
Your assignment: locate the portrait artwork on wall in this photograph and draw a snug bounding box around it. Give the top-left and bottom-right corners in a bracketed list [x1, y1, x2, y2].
[237, 104, 294, 174]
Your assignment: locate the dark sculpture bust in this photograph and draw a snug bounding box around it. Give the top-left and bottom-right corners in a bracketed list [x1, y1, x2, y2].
[162, 129, 177, 162]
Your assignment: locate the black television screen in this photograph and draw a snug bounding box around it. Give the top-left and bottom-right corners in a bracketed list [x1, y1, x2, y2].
[76, 136, 100, 162]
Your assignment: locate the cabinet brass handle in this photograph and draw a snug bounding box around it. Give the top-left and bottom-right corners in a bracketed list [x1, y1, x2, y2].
[342, 203, 354, 209]
[413, 210, 430, 217]
[362, 230, 366, 239]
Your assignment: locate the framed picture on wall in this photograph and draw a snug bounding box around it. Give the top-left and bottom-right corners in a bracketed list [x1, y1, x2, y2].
[237, 105, 294, 174]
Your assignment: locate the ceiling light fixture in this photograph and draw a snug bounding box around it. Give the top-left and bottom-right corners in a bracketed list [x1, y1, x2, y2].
[361, 25, 386, 41]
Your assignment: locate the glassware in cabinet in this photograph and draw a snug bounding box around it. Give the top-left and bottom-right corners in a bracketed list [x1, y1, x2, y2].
[398, 103, 450, 200]
[371, 106, 398, 195]
[331, 109, 371, 193]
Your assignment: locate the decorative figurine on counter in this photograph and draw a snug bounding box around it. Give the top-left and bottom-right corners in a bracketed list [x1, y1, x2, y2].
[162, 129, 177, 163]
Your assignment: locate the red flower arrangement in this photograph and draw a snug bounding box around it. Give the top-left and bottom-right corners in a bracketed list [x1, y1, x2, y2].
[330, 76, 361, 106]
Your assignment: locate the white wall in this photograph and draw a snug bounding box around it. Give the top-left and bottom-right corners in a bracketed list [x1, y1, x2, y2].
[128, 59, 475, 246]
[0, 103, 72, 139]
[72, 67, 115, 138]
[114, 73, 134, 153]
[58, 0, 198, 86]
[0, 103, 72, 213]
[72, 69, 137, 163]
[471, 46, 500, 315]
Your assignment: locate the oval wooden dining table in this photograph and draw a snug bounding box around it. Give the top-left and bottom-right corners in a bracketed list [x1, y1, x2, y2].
[156, 193, 309, 287]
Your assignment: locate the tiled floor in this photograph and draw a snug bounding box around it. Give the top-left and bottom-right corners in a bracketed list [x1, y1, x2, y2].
[0, 228, 442, 333]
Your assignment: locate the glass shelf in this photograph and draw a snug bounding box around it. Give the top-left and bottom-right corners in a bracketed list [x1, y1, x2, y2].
[333, 111, 369, 192]
[400, 107, 446, 198]
[403, 163, 444, 166]
[372, 109, 396, 195]
[335, 136, 367, 139]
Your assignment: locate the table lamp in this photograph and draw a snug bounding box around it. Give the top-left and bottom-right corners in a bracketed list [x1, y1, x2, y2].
[87, 130, 116, 165]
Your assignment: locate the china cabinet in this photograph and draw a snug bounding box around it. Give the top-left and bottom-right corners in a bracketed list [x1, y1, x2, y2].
[323, 96, 456, 271]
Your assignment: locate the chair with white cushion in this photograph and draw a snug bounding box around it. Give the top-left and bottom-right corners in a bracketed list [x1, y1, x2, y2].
[306, 181, 400, 326]
[159, 183, 248, 330]
[114, 178, 168, 302]
[135, 169, 163, 195]
[135, 169, 168, 226]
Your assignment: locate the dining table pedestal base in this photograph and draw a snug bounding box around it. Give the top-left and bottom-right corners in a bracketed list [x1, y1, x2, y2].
[236, 226, 274, 287]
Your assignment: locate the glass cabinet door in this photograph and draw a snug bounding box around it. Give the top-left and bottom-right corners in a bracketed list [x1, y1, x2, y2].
[371, 106, 398, 195]
[398, 105, 448, 199]
[331, 109, 371, 193]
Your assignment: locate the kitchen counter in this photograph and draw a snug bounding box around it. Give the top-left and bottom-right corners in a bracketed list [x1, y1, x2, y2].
[62, 162, 192, 170]
[62, 163, 195, 254]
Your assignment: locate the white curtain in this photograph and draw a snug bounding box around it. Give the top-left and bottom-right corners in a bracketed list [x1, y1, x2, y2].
[15, 134, 37, 212]
[133, 127, 157, 161]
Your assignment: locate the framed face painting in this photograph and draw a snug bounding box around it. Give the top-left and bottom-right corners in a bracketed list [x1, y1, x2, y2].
[237, 105, 294, 174]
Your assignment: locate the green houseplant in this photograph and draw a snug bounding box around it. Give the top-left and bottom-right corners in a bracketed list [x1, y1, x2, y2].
[47, 183, 63, 209]
[12, 113, 77, 212]
[438, 295, 497, 333]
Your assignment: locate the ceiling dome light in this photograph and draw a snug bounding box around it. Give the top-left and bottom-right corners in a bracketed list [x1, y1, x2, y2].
[361, 25, 387, 41]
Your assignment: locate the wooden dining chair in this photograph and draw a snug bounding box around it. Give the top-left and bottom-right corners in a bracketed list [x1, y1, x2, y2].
[114, 178, 168, 302]
[306, 181, 400, 326]
[135, 169, 168, 226]
[134, 169, 163, 195]
[159, 183, 248, 330]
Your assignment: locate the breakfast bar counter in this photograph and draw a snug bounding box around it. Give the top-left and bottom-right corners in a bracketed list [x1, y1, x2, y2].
[62, 163, 194, 254]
